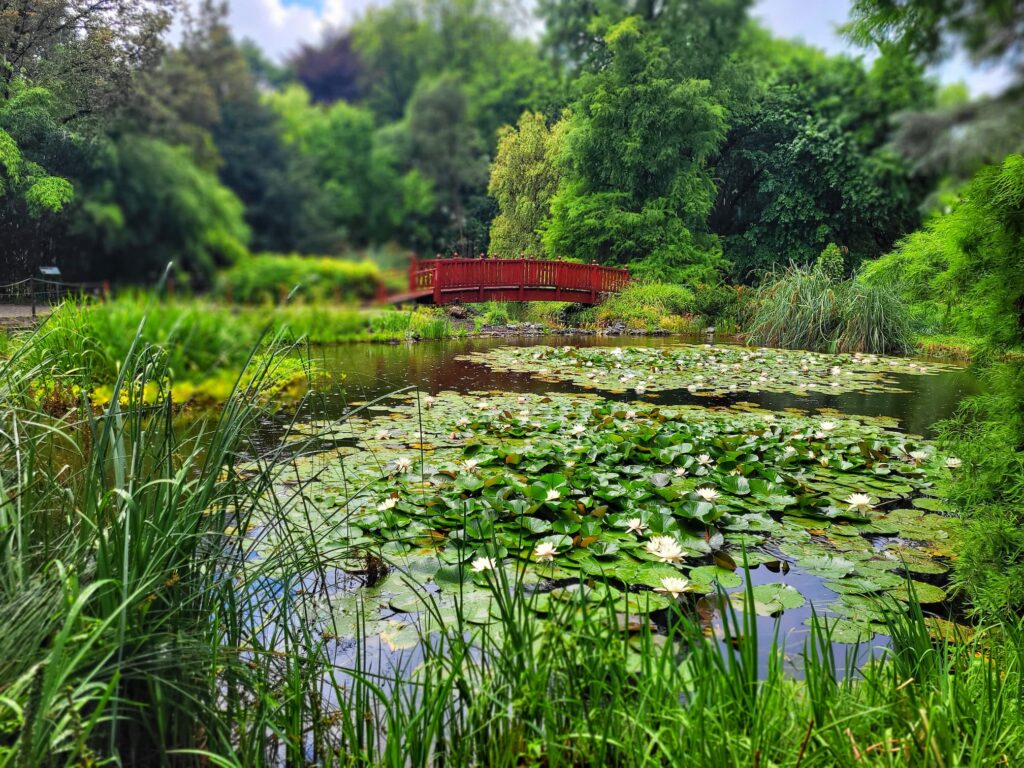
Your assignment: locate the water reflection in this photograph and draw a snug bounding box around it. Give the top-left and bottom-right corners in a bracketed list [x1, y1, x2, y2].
[300, 336, 978, 437]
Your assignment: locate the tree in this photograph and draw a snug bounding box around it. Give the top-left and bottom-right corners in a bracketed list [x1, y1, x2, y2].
[0, 79, 75, 275]
[407, 75, 489, 253]
[710, 37, 933, 280]
[72, 136, 249, 283]
[267, 84, 434, 248]
[0, 0, 172, 125]
[290, 31, 364, 104]
[845, 0, 1024, 194]
[488, 111, 567, 258]
[544, 17, 728, 281]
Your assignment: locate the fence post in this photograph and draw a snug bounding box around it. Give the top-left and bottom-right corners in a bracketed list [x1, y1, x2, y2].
[30, 277, 36, 319]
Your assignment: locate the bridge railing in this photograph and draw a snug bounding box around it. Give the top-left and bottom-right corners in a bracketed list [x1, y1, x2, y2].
[409, 257, 630, 297]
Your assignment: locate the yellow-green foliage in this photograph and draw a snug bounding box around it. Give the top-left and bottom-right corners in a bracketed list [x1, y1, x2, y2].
[217, 253, 382, 303]
[595, 283, 698, 331]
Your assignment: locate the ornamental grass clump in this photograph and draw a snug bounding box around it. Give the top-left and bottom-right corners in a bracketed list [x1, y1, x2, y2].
[746, 264, 912, 354]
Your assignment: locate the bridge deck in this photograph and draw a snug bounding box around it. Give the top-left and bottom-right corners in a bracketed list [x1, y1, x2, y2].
[389, 258, 629, 306]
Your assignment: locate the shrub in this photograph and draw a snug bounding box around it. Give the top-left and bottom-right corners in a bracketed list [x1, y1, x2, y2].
[217, 253, 382, 304]
[595, 283, 696, 331]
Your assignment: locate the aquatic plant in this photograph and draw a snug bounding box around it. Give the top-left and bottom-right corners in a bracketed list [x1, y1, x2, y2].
[458, 342, 952, 398]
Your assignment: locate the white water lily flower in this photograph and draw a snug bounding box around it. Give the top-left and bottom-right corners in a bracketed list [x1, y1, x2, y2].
[845, 493, 874, 513]
[909, 450, 929, 465]
[645, 536, 685, 565]
[687, 384, 698, 393]
[375, 430, 390, 440]
[635, 384, 647, 394]
[394, 457, 413, 473]
[695, 487, 720, 503]
[462, 458, 480, 473]
[565, 460, 576, 468]
[471, 557, 496, 572]
[783, 446, 797, 458]
[625, 410, 637, 420]
[517, 396, 527, 404]
[653, 576, 690, 599]
[475, 400, 490, 410]
[625, 518, 647, 534]
[545, 488, 561, 502]
[830, 382, 840, 388]
[449, 431, 461, 440]
[612, 347, 624, 357]
[819, 456, 830, 467]
[830, 366, 842, 376]
[377, 498, 397, 511]
[424, 395, 435, 408]
[945, 457, 962, 469]
[457, 417, 471, 427]
[674, 466, 688, 477]
[518, 409, 531, 417]
[534, 541, 559, 561]
[820, 421, 837, 431]
[570, 424, 586, 437]
[696, 453, 713, 466]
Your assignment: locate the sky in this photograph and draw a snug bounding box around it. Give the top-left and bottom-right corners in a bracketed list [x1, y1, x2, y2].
[220, 0, 1014, 96]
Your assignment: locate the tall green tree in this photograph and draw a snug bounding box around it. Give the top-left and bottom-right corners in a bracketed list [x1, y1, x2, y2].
[487, 111, 567, 258]
[267, 84, 433, 249]
[544, 16, 728, 281]
[710, 36, 933, 280]
[407, 75, 489, 253]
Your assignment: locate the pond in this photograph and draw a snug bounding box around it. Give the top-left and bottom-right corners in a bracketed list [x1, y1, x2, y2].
[253, 335, 979, 678]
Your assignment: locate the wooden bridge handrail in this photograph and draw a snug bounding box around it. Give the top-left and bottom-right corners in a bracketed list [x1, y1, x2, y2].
[402, 257, 629, 305]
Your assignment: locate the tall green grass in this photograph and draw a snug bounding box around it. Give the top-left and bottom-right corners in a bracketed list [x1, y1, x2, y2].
[746, 266, 912, 354]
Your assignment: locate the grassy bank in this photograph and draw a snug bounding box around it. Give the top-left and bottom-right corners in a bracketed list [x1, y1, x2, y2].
[5, 296, 459, 407]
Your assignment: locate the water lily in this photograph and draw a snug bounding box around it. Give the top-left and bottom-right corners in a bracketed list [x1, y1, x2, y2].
[377, 498, 397, 511]
[471, 557, 496, 573]
[696, 453, 713, 467]
[945, 457, 962, 469]
[653, 576, 690, 598]
[457, 417, 471, 427]
[545, 488, 561, 503]
[625, 410, 637, 420]
[845, 493, 874, 513]
[695, 486, 720, 503]
[517, 396, 527, 404]
[612, 347, 624, 357]
[475, 400, 490, 410]
[820, 420, 837, 431]
[909, 449, 929, 465]
[570, 424, 586, 437]
[674, 467, 688, 477]
[534, 541, 559, 561]
[462, 458, 480, 473]
[394, 457, 413, 473]
[374, 429, 389, 440]
[830, 366, 842, 376]
[625, 518, 647, 534]
[424, 395, 435, 408]
[645, 536, 685, 565]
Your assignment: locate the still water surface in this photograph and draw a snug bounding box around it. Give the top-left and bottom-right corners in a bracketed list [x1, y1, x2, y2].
[277, 335, 979, 676]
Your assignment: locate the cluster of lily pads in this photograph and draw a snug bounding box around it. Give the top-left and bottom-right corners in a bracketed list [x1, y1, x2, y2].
[456, 344, 956, 397]
[284, 383, 963, 645]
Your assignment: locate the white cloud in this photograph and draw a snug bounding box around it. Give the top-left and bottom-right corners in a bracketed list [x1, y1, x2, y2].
[217, 0, 356, 59]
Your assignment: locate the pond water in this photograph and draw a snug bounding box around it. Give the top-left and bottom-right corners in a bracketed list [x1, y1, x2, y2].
[258, 335, 979, 678]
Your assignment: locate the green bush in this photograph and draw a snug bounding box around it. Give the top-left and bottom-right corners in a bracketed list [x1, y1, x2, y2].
[746, 266, 912, 354]
[595, 282, 697, 330]
[217, 253, 382, 304]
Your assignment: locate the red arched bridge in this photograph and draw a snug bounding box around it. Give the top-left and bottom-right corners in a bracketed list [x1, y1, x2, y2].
[387, 257, 630, 305]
